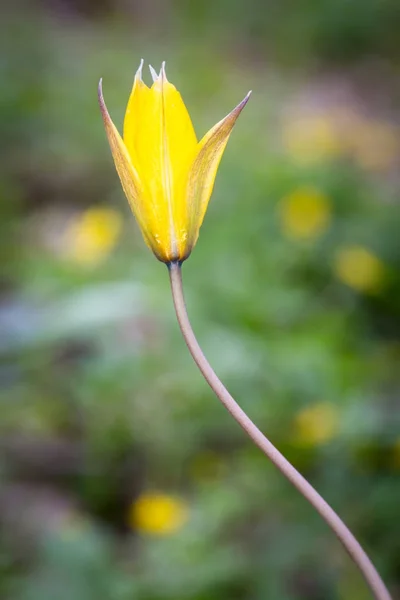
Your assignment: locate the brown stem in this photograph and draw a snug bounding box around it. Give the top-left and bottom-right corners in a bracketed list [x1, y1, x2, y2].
[168, 261, 391, 600]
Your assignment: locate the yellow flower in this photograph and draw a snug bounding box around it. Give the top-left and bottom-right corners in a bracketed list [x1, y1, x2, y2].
[334, 245, 385, 294]
[294, 402, 340, 447]
[279, 186, 331, 240]
[98, 60, 250, 263]
[64, 207, 122, 266]
[129, 492, 189, 535]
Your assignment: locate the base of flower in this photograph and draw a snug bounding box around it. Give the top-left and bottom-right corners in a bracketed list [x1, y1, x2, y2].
[166, 259, 184, 271]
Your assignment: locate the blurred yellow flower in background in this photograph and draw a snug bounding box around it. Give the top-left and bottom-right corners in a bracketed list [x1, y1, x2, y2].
[334, 245, 385, 294]
[283, 114, 341, 165]
[279, 186, 331, 241]
[283, 108, 399, 172]
[129, 492, 189, 535]
[294, 402, 340, 447]
[64, 207, 122, 266]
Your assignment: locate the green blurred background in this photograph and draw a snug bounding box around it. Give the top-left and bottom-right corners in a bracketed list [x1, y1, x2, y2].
[1, 1, 400, 599]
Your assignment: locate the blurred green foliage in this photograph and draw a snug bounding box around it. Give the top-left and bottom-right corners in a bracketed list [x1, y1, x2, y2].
[1, 1, 400, 599]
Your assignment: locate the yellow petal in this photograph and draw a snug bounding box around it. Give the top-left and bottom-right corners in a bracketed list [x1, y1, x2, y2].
[185, 92, 251, 251]
[123, 59, 151, 161]
[123, 64, 198, 261]
[98, 79, 162, 259]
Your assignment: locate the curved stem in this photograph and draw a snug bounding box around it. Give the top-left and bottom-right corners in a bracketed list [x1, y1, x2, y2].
[168, 261, 391, 600]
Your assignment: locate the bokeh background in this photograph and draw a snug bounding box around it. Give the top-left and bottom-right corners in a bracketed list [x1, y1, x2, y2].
[1, 1, 400, 599]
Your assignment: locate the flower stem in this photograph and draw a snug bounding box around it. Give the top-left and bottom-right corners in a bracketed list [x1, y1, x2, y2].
[168, 261, 391, 600]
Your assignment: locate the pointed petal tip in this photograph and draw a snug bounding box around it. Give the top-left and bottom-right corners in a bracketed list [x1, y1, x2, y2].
[98, 78, 104, 103]
[149, 64, 158, 82]
[97, 78, 110, 121]
[231, 90, 252, 116]
[135, 58, 144, 81]
[160, 61, 168, 81]
[242, 90, 252, 105]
